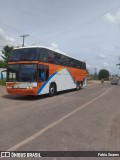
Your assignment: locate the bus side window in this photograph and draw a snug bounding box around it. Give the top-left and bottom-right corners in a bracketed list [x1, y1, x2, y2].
[40, 70, 45, 81]
[39, 65, 45, 82]
[39, 48, 48, 62]
[38, 65, 49, 81]
[45, 66, 49, 80]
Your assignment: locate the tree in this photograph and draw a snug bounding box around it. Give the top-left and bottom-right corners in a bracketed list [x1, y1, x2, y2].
[0, 60, 8, 68]
[86, 68, 89, 75]
[98, 69, 109, 80]
[1, 45, 13, 63]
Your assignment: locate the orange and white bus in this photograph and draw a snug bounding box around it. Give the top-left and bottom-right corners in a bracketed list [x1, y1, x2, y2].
[6, 46, 86, 96]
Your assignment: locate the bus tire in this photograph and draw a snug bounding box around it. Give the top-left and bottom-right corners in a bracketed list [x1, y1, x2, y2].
[80, 81, 83, 89]
[49, 83, 56, 96]
[76, 82, 80, 90]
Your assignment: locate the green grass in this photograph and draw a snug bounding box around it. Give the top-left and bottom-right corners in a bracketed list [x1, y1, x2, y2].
[0, 79, 6, 86]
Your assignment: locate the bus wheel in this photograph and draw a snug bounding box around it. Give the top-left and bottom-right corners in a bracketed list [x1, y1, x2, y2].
[80, 81, 83, 89]
[49, 83, 56, 96]
[76, 82, 80, 90]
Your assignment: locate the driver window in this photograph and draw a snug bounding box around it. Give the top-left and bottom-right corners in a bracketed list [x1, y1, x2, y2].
[39, 65, 45, 82]
[38, 65, 49, 82]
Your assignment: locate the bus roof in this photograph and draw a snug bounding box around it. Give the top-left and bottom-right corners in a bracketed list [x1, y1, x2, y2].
[14, 46, 86, 63]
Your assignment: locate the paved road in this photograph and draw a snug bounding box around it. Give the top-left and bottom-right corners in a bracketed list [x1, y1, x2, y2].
[0, 82, 120, 160]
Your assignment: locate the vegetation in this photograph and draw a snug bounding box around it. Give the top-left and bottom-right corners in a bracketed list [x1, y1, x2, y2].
[1, 45, 13, 63]
[98, 69, 109, 80]
[86, 68, 90, 75]
[0, 79, 6, 86]
[0, 45, 13, 85]
[0, 60, 8, 68]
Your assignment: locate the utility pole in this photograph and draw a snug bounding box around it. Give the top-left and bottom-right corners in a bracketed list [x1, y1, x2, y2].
[95, 68, 97, 75]
[116, 56, 120, 69]
[116, 63, 120, 69]
[94, 67, 97, 80]
[20, 34, 29, 47]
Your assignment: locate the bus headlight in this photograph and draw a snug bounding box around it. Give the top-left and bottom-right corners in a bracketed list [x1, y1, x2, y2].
[7, 86, 12, 88]
[26, 87, 33, 89]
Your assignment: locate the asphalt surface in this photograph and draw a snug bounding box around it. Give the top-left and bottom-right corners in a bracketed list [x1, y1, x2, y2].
[0, 82, 120, 160]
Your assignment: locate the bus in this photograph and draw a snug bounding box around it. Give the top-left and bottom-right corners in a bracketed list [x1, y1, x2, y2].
[6, 46, 86, 96]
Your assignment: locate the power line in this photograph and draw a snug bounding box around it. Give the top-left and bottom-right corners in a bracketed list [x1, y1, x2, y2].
[34, 6, 120, 45]
[0, 5, 120, 46]
[0, 23, 43, 45]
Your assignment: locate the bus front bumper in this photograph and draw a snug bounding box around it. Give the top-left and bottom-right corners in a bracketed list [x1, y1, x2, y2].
[7, 88, 37, 95]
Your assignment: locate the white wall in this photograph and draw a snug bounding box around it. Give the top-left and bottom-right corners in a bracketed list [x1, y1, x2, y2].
[0, 68, 7, 79]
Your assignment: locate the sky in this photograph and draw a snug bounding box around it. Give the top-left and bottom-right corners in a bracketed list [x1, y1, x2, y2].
[0, 0, 120, 74]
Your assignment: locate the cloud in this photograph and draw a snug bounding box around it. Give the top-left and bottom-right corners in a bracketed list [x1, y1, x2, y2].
[0, 27, 20, 60]
[102, 62, 112, 73]
[86, 62, 91, 68]
[49, 42, 60, 51]
[103, 10, 120, 25]
[49, 42, 67, 55]
[86, 62, 101, 74]
[0, 27, 17, 48]
[103, 62, 108, 66]
[97, 53, 106, 59]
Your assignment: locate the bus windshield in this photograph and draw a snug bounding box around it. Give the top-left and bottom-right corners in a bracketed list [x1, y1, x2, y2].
[9, 48, 38, 61]
[7, 64, 37, 82]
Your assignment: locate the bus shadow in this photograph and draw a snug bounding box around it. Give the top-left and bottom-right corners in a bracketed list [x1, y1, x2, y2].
[2, 94, 49, 101]
[2, 88, 84, 101]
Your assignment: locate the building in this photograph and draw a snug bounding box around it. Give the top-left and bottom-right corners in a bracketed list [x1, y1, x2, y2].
[0, 68, 7, 79]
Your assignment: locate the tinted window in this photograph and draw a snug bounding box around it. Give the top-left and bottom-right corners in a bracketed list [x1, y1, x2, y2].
[54, 52, 62, 65]
[44, 65, 49, 80]
[61, 55, 66, 66]
[82, 62, 86, 70]
[7, 64, 19, 81]
[39, 49, 62, 65]
[19, 64, 37, 82]
[7, 64, 37, 82]
[38, 65, 49, 81]
[48, 50, 55, 63]
[63, 56, 70, 66]
[75, 60, 81, 68]
[9, 48, 86, 70]
[9, 48, 38, 61]
[69, 58, 75, 67]
[39, 48, 48, 62]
